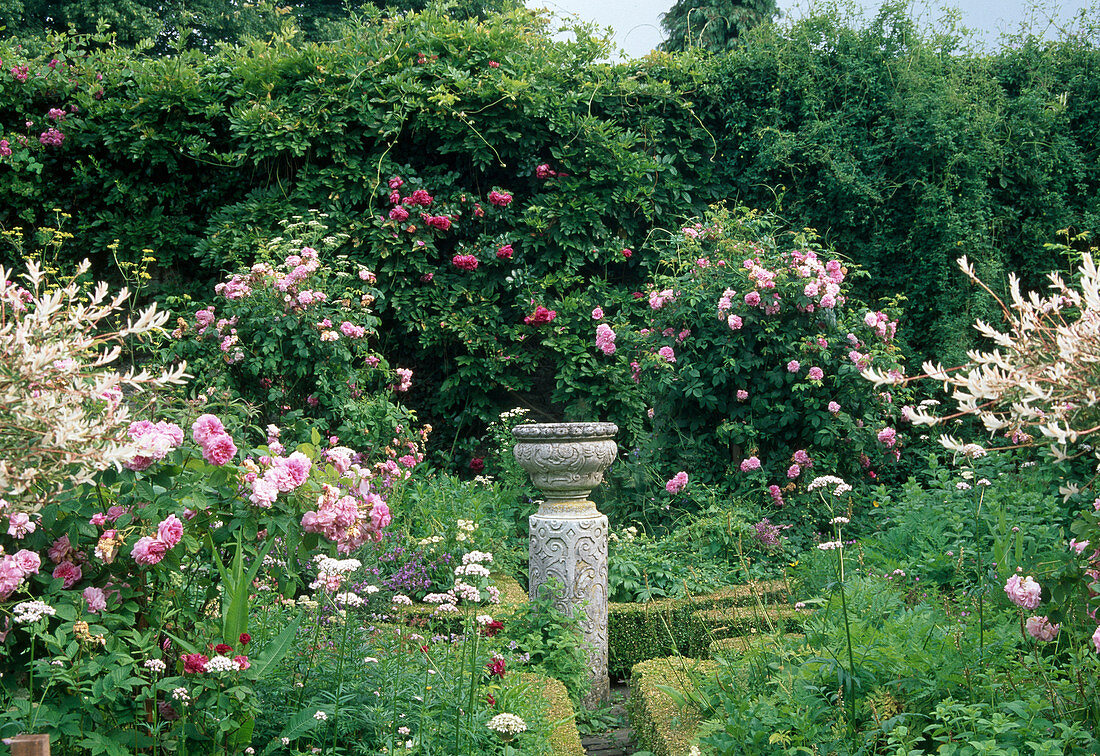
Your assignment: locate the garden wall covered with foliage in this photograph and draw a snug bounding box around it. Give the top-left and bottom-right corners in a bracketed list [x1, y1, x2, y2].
[2, 3, 1099, 460]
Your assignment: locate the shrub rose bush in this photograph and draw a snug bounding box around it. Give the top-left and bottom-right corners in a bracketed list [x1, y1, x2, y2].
[598, 205, 912, 515]
[163, 213, 419, 453]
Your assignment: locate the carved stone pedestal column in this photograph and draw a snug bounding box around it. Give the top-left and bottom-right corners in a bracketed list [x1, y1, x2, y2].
[512, 422, 617, 708]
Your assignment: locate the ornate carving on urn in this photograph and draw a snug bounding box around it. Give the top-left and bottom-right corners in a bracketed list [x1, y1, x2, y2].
[513, 422, 617, 708]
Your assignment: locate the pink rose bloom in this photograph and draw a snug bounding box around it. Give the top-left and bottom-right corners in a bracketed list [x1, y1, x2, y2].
[786, 360, 800, 373]
[89, 512, 108, 526]
[84, 586, 107, 614]
[48, 535, 73, 563]
[0, 558, 24, 599]
[182, 654, 208, 673]
[657, 346, 676, 363]
[7, 512, 35, 538]
[740, 456, 761, 472]
[234, 655, 251, 670]
[370, 502, 392, 531]
[132, 536, 169, 567]
[591, 307, 604, 320]
[877, 427, 897, 448]
[787, 464, 801, 479]
[496, 244, 514, 259]
[736, 389, 748, 401]
[283, 452, 312, 487]
[1093, 624, 1100, 654]
[250, 477, 279, 507]
[1004, 574, 1042, 610]
[452, 254, 479, 271]
[664, 471, 689, 494]
[424, 214, 451, 230]
[388, 206, 409, 221]
[53, 561, 82, 589]
[202, 434, 237, 466]
[1025, 615, 1059, 642]
[727, 314, 742, 330]
[487, 189, 512, 207]
[106, 505, 129, 522]
[807, 367, 824, 380]
[595, 324, 617, 355]
[157, 515, 184, 548]
[192, 414, 226, 446]
[828, 401, 841, 414]
[12, 549, 41, 575]
[793, 449, 812, 466]
[745, 291, 761, 307]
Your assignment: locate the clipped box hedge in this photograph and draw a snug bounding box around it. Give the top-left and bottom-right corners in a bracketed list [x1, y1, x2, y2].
[627, 657, 717, 756]
[516, 672, 587, 756]
[608, 579, 790, 678]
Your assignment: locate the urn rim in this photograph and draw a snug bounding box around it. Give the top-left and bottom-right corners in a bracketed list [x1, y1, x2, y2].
[512, 422, 618, 441]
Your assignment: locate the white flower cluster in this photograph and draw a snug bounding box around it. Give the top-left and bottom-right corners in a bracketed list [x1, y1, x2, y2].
[455, 519, 478, 542]
[462, 551, 493, 565]
[313, 555, 362, 574]
[476, 614, 495, 626]
[392, 594, 413, 606]
[0, 259, 189, 513]
[453, 580, 481, 603]
[610, 526, 639, 544]
[454, 563, 491, 578]
[807, 476, 853, 496]
[12, 600, 55, 624]
[335, 592, 365, 607]
[418, 535, 444, 547]
[498, 407, 530, 421]
[171, 687, 191, 702]
[486, 712, 527, 736]
[144, 659, 167, 673]
[204, 655, 241, 673]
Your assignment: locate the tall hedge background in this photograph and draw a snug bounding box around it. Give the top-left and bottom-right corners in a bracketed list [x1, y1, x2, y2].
[2, 2, 1099, 462]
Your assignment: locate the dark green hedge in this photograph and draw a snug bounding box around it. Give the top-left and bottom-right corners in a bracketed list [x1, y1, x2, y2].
[607, 580, 790, 677]
[2, 5, 1098, 450]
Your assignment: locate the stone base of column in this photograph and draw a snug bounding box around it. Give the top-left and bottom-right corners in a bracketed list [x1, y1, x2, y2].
[529, 510, 609, 709]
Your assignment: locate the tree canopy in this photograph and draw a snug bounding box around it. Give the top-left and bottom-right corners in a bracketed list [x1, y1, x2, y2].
[659, 0, 778, 52]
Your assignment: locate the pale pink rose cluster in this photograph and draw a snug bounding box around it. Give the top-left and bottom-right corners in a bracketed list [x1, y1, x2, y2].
[301, 483, 392, 554]
[125, 420, 184, 471]
[247, 452, 312, 507]
[863, 310, 898, 342]
[0, 548, 41, 599]
[665, 471, 688, 494]
[790, 247, 845, 311]
[192, 414, 237, 466]
[1025, 615, 1059, 642]
[649, 289, 675, 310]
[131, 514, 185, 567]
[595, 324, 616, 355]
[1004, 574, 1042, 610]
[393, 368, 413, 393]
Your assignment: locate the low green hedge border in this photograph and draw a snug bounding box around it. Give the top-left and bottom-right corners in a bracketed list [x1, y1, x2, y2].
[516, 672, 587, 756]
[608, 579, 790, 678]
[627, 657, 717, 756]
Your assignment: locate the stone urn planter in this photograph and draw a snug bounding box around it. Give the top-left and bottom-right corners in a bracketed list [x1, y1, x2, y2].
[512, 422, 617, 707]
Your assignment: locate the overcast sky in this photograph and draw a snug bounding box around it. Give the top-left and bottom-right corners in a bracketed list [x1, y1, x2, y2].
[527, 0, 1098, 59]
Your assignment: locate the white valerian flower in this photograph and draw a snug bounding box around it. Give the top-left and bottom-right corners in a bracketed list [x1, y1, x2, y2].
[12, 600, 55, 624]
[486, 713, 527, 742]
